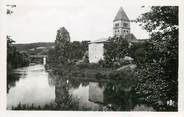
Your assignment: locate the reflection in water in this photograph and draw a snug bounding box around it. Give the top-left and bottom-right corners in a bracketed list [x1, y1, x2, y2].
[7, 64, 55, 109]
[103, 82, 134, 111]
[89, 82, 104, 103]
[7, 72, 21, 93]
[69, 83, 102, 111]
[7, 64, 153, 111]
[54, 78, 138, 111]
[88, 82, 135, 111]
[54, 77, 79, 110]
[48, 73, 56, 87]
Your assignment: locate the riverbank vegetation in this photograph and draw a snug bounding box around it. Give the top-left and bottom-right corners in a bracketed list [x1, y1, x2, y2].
[134, 6, 178, 111]
[7, 36, 30, 71]
[7, 36, 31, 93]
[11, 97, 79, 111]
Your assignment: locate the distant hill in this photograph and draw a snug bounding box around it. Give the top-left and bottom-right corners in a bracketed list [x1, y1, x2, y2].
[13, 42, 55, 55]
[14, 42, 55, 51]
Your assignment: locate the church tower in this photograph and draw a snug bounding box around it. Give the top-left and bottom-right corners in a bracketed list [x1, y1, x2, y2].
[113, 7, 130, 37]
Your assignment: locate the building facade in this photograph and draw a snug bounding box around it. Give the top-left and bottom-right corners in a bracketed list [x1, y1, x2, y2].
[88, 38, 107, 63]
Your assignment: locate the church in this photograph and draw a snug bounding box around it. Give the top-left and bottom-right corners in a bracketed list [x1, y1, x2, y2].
[88, 7, 138, 63]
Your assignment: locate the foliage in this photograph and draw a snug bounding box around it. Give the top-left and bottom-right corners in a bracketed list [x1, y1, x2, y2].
[7, 36, 30, 70]
[7, 36, 30, 95]
[54, 27, 71, 64]
[11, 99, 79, 110]
[47, 27, 89, 65]
[102, 80, 138, 111]
[132, 104, 155, 111]
[103, 36, 129, 67]
[69, 41, 89, 61]
[47, 48, 57, 64]
[134, 6, 178, 111]
[128, 41, 155, 66]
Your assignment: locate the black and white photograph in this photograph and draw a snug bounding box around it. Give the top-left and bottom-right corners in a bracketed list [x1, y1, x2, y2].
[0, 0, 181, 113]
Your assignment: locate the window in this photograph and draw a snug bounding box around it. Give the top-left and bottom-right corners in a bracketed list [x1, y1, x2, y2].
[115, 23, 119, 27]
[123, 23, 128, 28]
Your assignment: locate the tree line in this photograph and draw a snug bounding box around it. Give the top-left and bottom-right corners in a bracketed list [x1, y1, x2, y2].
[7, 36, 30, 71]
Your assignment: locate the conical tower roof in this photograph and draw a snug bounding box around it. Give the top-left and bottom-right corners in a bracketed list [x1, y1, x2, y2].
[113, 7, 130, 22]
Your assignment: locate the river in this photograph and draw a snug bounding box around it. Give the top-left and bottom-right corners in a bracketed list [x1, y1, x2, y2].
[7, 64, 154, 111]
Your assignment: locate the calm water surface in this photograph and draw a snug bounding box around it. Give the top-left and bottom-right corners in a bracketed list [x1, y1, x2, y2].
[7, 64, 152, 111]
[7, 64, 55, 109]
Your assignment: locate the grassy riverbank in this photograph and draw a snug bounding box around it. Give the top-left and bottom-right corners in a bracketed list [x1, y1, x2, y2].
[46, 63, 136, 83]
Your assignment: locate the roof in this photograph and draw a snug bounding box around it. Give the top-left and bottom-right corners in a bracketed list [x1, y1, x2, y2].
[89, 37, 109, 44]
[130, 39, 149, 43]
[125, 33, 137, 41]
[113, 7, 130, 22]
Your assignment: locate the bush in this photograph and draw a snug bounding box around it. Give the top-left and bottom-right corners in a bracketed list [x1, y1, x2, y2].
[98, 59, 105, 67]
[76, 63, 90, 69]
[95, 72, 106, 80]
[103, 37, 129, 68]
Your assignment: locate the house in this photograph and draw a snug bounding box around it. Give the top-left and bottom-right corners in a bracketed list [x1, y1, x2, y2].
[88, 38, 108, 63]
[88, 7, 145, 63]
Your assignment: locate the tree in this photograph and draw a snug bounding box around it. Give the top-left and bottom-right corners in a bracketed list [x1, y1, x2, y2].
[47, 27, 89, 65]
[128, 41, 155, 66]
[135, 6, 178, 111]
[7, 36, 30, 70]
[54, 27, 71, 64]
[104, 36, 129, 67]
[47, 48, 57, 65]
[69, 41, 83, 61]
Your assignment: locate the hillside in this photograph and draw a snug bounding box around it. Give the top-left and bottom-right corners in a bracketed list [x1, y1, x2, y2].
[13, 42, 55, 55]
[14, 42, 55, 51]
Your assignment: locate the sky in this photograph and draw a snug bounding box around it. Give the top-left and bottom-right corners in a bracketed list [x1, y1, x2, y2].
[4, 0, 150, 44]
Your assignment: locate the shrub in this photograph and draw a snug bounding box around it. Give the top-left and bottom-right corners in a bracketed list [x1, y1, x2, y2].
[76, 63, 90, 69]
[95, 72, 106, 80]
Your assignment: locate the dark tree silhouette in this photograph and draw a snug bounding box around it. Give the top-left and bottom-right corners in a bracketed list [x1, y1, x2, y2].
[135, 6, 178, 111]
